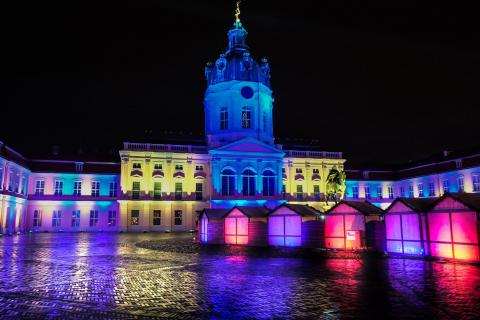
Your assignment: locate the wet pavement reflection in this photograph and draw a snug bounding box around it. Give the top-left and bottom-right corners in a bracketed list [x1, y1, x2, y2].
[0, 233, 479, 319]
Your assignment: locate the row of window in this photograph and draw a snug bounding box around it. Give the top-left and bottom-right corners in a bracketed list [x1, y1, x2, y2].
[221, 169, 276, 196]
[131, 182, 203, 200]
[34, 180, 117, 197]
[351, 185, 395, 200]
[32, 210, 117, 227]
[287, 185, 322, 201]
[131, 163, 204, 171]
[349, 175, 480, 200]
[130, 210, 183, 226]
[32, 209, 184, 227]
[219, 106, 268, 131]
[283, 168, 320, 174]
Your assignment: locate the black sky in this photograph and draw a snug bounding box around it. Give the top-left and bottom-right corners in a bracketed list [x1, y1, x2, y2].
[3, 1, 480, 164]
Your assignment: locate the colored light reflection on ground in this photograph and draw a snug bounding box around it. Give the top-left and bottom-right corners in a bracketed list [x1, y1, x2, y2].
[1, 233, 480, 319]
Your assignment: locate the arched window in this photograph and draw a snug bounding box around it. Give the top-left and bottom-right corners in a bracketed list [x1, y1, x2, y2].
[220, 107, 228, 130]
[221, 168, 235, 196]
[241, 106, 251, 129]
[262, 170, 275, 196]
[242, 169, 256, 196]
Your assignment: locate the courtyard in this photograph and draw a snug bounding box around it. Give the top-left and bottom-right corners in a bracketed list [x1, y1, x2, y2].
[0, 232, 479, 319]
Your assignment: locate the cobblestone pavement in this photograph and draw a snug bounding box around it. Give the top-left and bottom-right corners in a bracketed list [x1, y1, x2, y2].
[1, 233, 480, 319]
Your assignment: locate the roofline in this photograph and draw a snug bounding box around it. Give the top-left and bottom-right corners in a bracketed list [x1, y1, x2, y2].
[326, 200, 384, 215]
[384, 197, 436, 213]
[432, 192, 480, 212]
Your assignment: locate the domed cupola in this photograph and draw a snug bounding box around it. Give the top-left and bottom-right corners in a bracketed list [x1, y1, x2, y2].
[205, 14, 271, 87]
[204, 2, 275, 148]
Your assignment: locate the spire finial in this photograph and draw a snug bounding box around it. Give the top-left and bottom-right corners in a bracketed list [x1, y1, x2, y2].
[235, 1, 241, 23]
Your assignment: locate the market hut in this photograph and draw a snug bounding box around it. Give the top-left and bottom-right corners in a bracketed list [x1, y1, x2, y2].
[384, 198, 437, 256]
[267, 204, 322, 247]
[224, 206, 270, 246]
[199, 208, 229, 244]
[427, 193, 480, 261]
[325, 201, 384, 250]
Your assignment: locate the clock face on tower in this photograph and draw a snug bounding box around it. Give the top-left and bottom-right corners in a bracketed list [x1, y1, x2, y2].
[241, 86, 254, 99]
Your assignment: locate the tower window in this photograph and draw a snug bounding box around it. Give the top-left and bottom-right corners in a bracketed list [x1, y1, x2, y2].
[241, 106, 251, 128]
[220, 107, 228, 130]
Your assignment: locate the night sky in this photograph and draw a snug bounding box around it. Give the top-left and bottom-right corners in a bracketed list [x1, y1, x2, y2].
[3, 1, 479, 165]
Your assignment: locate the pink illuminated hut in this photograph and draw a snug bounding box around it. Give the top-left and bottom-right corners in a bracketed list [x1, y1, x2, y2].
[199, 208, 229, 244]
[224, 206, 270, 246]
[267, 204, 322, 247]
[325, 201, 384, 250]
[427, 193, 480, 261]
[384, 198, 437, 256]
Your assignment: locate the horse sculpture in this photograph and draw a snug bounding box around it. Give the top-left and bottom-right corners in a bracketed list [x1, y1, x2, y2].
[325, 167, 346, 203]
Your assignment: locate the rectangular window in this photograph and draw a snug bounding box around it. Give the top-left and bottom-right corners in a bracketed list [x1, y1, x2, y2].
[296, 185, 304, 201]
[175, 182, 182, 200]
[109, 182, 117, 197]
[132, 163, 141, 169]
[153, 182, 162, 200]
[282, 184, 286, 198]
[376, 186, 383, 199]
[35, 180, 45, 195]
[91, 181, 100, 197]
[132, 181, 140, 199]
[473, 175, 480, 192]
[312, 168, 320, 174]
[418, 183, 424, 198]
[220, 108, 228, 130]
[195, 165, 204, 171]
[429, 182, 436, 197]
[108, 210, 117, 227]
[174, 210, 182, 226]
[154, 163, 162, 170]
[52, 210, 62, 227]
[365, 186, 371, 200]
[175, 164, 183, 171]
[89, 210, 99, 227]
[400, 186, 405, 198]
[408, 184, 414, 198]
[388, 186, 394, 199]
[352, 186, 359, 199]
[54, 180, 63, 196]
[313, 185, 321, 201]
[295, 168, 303, 174]
[195, 183, 203, 201]
[33, 210, 42, 227]
[71, 210, 80, 227]
[153, 210, 161, 225]
[73, 181, 82, 196]
[458, 176, 465, 192]
[131, 210, 140, 225]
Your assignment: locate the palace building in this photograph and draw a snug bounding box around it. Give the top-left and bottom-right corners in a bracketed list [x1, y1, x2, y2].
[1, 13, 480, 234]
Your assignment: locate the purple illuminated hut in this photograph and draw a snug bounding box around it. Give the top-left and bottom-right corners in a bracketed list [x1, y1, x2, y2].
[199, 208, 229, 244]
[267, 204, 323, 247]
[384, 198, 437, 256]
[325, 201, 384, 251]
[427, 193, 480, 261]
[224, 206, 270, 246]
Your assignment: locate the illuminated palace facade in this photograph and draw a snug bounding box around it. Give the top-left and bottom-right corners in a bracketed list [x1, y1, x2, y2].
[2, 18, 480, 234]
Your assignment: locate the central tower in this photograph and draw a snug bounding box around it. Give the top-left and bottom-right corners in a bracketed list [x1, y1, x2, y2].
[204, 9, 274, 148]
